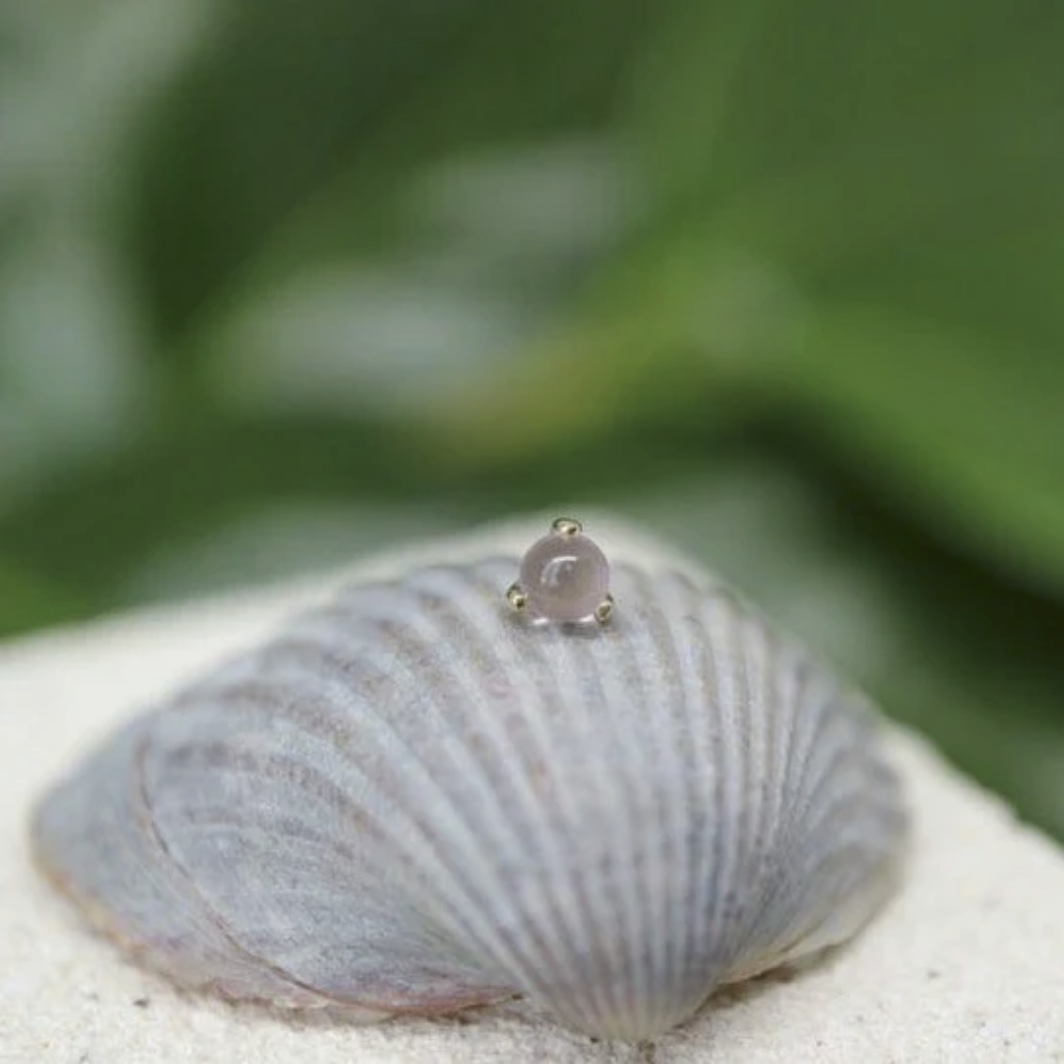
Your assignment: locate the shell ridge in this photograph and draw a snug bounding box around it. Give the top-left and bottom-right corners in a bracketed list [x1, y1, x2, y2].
[147, 642, 535, 998]
[640, 572, 686, 1021]
[795, 761, 903, 882]
[546, 611, 632, 1031]
[767, 833, 896, 966]
[570, 575, 664, 1034]
[488, 576, 627, 1029]
[607, 575, 666, 1035]
[149, 689, 403, 872]
[740, 648, 815, 956]
[583, 573, 652, 1032]
[342, 566, 638, 1004]
[731, 608, 765, 959]
[791, 711, 882, 855]
[312, 591, 557, 941]
[630, 567, 703, 1030]
[408, 565, 611, 1006]
[733, 613, 797, 956]
[35, 722, 315, 1005]
[701, 593, 748, 974]
[645, 572, 699, 1011]
[685, 587, 727, 989]
[312, 607, 557, 988]
[666, 574, 723, 1011]
[400, 570, 604, 1000]
[132, 735, 347, 1004]
[754, 681, 899, 961]
[764, 725, 861, 951]
[760, 666, 851, 946]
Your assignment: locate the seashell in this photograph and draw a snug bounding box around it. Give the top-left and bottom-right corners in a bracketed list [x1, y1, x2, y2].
[31, 522, 906, 1041]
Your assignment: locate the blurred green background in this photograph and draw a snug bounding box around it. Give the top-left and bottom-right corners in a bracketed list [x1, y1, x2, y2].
[2, 0, 1063, 836]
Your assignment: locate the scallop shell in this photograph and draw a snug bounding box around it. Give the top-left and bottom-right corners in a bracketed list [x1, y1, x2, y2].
[32, 541, 905, 1041]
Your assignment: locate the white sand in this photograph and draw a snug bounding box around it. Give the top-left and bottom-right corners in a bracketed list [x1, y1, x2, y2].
[1, 517, 1063, 1063]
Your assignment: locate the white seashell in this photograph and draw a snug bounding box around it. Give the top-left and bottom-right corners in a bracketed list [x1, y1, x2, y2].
[31, 534, 906, 1041]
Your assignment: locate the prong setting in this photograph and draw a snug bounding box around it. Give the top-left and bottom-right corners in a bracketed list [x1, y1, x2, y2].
[594, 595, 615, 625]
[506, 583, 528, 611]
[551, 517, 583, 537]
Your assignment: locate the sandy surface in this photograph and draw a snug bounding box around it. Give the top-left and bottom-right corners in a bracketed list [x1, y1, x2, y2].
[1, 517, 1063, 1063]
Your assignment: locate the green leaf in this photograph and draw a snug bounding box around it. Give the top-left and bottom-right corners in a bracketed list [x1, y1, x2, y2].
[115, 499, 463, 607]
[127, 0, 651, 343]
[605, 0, 1064, 593]
[0, 414, 433, 605]
[786, 306, 1064, 594]
[201, 139, 637, 425]
[0, 556, 83, 638]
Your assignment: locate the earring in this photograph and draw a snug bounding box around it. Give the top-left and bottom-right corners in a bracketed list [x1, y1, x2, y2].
[506, 518, 614, 625]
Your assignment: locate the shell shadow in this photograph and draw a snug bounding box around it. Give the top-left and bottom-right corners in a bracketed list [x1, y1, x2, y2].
[226, 994, 655, 1061]
[241, 945, 843, 1048]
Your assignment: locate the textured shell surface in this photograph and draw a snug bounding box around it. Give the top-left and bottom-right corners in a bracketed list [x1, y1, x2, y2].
[32, 548, 906, 1041]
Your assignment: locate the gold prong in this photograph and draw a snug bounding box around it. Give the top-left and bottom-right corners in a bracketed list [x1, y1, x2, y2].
[506, 583, 528, 611]
[551, 517, 583, 537]
[594, 594, 615, 625]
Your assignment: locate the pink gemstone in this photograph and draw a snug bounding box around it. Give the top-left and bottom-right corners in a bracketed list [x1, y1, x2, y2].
[518, 530, 611, 623]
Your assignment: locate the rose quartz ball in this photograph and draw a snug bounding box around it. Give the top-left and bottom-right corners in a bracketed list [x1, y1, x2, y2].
[518, 531, 611, 623]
